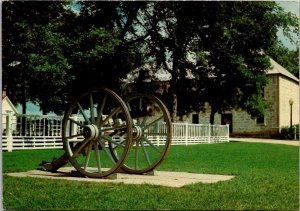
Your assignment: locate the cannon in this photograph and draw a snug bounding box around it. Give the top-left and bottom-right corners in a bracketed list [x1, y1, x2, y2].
[40, 87, 172, 178]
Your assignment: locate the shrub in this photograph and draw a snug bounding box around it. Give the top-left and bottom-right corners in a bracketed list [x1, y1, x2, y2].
[280, 124, 299, 140]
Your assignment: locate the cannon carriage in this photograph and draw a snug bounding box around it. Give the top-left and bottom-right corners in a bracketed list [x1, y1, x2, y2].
[40, 87, 172, 178]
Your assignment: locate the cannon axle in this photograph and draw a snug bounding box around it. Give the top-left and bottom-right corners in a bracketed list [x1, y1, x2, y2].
[130, 105, 154, 119]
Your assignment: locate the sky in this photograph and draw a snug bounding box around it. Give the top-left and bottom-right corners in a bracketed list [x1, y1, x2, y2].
[278, 1, 299, 18]
[277, 1, 299, 50]
[69, 1, 299, 50]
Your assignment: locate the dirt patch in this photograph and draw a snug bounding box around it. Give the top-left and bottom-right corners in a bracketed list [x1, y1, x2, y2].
[6, 167, 235, 188]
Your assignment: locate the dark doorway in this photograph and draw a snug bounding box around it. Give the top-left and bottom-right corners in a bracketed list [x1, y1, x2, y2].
[192, 114, 199, 124]
[221, 113, 233, 133]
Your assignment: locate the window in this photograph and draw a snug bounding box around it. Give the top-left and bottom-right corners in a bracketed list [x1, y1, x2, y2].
[256, 116, 265, 125]
[192, 114, 199, 124]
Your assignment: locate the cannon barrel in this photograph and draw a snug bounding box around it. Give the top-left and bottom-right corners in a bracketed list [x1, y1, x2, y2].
[130, 105, 154, 118]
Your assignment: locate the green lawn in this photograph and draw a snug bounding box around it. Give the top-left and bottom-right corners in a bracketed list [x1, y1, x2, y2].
[3, 142, 299, 210]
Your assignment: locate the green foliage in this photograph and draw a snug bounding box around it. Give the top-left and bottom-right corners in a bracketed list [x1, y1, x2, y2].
[189, 2, 295, 123]
[2, 1, 73, 114]
[266, 41, 299, 77]
[128, 1, 298, 123]
[2, 1, 298, 117]
[3, 143, 299, 210]
[65, 1, 146, 97]
[67, 26, 122, 94]
[280, 124, 299, 140]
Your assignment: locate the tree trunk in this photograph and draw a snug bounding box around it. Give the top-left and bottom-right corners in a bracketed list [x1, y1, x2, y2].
[21, 84, 27, 135]
[42, 108, 48, 115]
[22, 99, 26, 114]
[171, 93, 177, 121]
[209, 107, 217, 125]
[43, 108, 49, 136]
[171, 39, 179, 122]
[22, 86, 27, 114]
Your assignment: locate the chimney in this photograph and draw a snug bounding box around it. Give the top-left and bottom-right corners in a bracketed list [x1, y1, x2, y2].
[2, 86, 7, 99]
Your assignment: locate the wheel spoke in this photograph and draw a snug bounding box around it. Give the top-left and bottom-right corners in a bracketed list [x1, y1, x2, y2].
[96, 94, 107, 125]
[90, 93, 95, 123]
[100, 107, 121, 126]
[94, 142, 102, 173]
[140, 139, 151, 165]
[141, 116, 148, 127]
[77, 102, 91, 124]
[139, 97, 142, 110]
[83, 141, 93, 170]
[68, 117, 85, 127]
[65, 133, 84, 140]
[142, 137, 162, 153]
[98, 140, 116, 164]
[72, 139, 90, 158]
[112, 137, 127, 151]
[137, 98, 143, 125]
[143, 115, 164, 129]
[100, 135, 125, 148]
[135, 140, 139, 170]
[126, 102, 131, 111]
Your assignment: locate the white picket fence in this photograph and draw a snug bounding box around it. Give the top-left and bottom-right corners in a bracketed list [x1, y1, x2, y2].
[1, 113, 229, 152]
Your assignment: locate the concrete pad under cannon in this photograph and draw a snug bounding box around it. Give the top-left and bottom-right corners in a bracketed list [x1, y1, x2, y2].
[6, 167, 235, 188]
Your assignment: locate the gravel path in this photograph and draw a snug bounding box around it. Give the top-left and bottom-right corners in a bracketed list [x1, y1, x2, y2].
[230, 137, 299, 146]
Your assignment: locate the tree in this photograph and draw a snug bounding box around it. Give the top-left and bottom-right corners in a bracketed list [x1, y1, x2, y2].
[132, 1, 298, 123]
[65, 1, 147, 97]
[191, 2, 298, 124]
[3, 1, 297, 120]
[2, 1, 73, 114]
[26, 23, 73, 114]
[129, 2, 209, 121]
[3, 1, 147, 114]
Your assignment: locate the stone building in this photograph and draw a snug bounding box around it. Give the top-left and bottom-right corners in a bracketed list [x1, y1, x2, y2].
[124, 58, 298, 137]
[184, 58, 299, 137]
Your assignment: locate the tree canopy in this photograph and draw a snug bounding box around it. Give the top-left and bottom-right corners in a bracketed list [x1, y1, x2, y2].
[128, 1, 298, 123]
[2, 1, 298, 121]
[266, 41, 299, 78]
[2, 1, 73, 114]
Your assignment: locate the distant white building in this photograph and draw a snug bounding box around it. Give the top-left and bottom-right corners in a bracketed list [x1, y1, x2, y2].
[2, 89, 18, 115]
[2, 88, 18, 135]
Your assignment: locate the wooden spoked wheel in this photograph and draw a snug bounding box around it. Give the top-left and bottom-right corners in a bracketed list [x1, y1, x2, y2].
[62, 88, 133, 178]
[110, 94, 172, 174]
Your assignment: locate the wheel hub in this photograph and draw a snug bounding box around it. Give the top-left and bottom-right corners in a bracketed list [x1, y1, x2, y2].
[132, 125, 143, 140]
[83, 124, 99, 140]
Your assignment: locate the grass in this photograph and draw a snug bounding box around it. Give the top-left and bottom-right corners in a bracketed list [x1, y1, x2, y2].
[3, 142, 299, 210]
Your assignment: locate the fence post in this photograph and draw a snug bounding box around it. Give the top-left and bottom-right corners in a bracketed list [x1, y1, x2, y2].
[6, 112, 13, 152]
[156, 122, 160, 146]
[185, 122, 188, 145]
[226, 124, 230, 142]
[208, 123, 211, 144]
[71, 115, 78, 138]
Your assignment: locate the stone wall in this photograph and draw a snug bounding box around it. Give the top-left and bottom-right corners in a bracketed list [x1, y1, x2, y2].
[278, 76, 299, 129]
[182, 74, 299, 137]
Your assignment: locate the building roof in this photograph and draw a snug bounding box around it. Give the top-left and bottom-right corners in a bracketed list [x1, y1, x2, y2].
[267, 58, 299, 82]
[2, 96, 18, 114]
